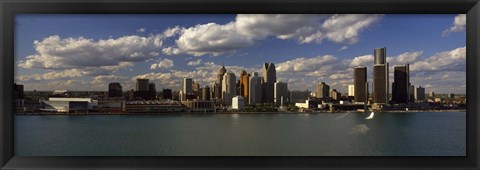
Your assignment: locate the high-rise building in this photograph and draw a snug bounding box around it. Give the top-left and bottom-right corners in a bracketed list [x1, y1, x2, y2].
[240, 70, 250, 100]
[392, 64, 410, 104]
[262, 63, 276, 103]
[163, 88, 172, 100]
[414, 86, 425, 102]
[374, 47, 387, 65]
[134, 79, 155, 100]
[108, 82, 123, 97]
[373, 65, 388, 104]
[354, 66, 367, 104]
[210, 83, 216, 101]
[330, 89, 340, 101]
[149, 83, 156, 92]
[316, 82, 330, 99]
[372, 47, 389, 105]
[348, 84, 355, 97]
[183, 77, 193, 101]
[136, 79, 149, 91]
[409, 84, 415, 102]
[249, 72, 263, 105]
[193, 81, 200, 99]
[429, 91, 435, 98]
[222, 71, 236, 104]
[274, 81, 288, 106]
[14, 83, 24, 99]
[215, 65, 227, 99]
[201, 86, 211, 101]
[183, 77, 193, 94]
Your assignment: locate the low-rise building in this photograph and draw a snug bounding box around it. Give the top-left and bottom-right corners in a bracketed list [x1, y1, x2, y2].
[126, 100, 186, 113]
[42, 97, 97, 113]
[232, 96, 244, 110]
[181, 100, 215, 112]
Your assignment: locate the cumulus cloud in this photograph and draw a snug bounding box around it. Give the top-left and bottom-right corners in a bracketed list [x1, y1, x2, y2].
[276, 55, 337, 72]
[18, 35, 163, 69]
[163, 14, 383, 57]
[163, 22, 255, 56]
[442, 14, 466, 36]
[350, 54, 373, 67]
[386, 51, 423, 65]
[187, 59, 202, 66]
[150, 58, 174, 69]
[410, 47, 465, 71]
[322, 14, 383, 44]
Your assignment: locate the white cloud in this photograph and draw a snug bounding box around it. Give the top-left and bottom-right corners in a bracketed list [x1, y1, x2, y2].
[410, 47, 465, 71]
[442, 14, 466, 36]
[338, 46, 348, 51]
[386, 51, 423, 65]
[137, 28, 146, 33]
[18, 35, 163, 69]
[164, 22, 255, 56]
[276, 55, 337, 72]
[350, 54, 373, 67]
[322, 14, 383, 44]
[163, 14, 383, 57]
[150, 58, 174, 70]
[187, 59, 202, 66]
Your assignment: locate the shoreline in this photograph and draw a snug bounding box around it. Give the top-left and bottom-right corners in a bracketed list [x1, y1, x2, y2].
[15, 109, 466, 116]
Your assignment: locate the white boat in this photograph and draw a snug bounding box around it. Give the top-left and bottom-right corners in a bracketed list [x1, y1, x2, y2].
[365, 111, 374, 119]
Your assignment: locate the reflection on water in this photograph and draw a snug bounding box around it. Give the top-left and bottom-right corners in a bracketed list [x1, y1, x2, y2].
[350, 124, 370, 134]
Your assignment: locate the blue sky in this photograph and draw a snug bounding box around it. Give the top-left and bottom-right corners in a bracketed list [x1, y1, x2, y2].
[15, 14, 466, 94]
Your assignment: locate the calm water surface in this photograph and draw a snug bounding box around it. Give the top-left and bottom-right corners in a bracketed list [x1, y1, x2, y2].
[15, 112, 466, 156]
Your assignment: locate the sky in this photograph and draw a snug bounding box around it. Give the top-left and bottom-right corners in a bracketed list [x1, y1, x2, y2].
[14, 14, 466, 94]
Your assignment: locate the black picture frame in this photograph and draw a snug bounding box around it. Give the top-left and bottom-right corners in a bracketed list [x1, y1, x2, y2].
[1, 0, 479, 169]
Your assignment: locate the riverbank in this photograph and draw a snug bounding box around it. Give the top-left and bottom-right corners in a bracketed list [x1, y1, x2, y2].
[15, 109, 466, 116]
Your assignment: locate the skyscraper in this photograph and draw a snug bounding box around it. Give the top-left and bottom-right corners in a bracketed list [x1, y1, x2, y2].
[274, 81, 288, 106]
[134, 79, 155, 100]
[316, 82, 330, 99]
[183, 77, 193, 101]
[222, 70, 236, 104]
[249, 72, 263, 105]
[262, 63, 276, 103]
[192, 81, 200, 99]
[392, 64, 410, 104]
[136, 79, 149, 91]
[215, 65, 227, 99]
[374, 47, 387, 65]
[409, 84, 415, 102]
[354, 66, 367, 104]
[183, 77, 193, 94]
[108, 82, 123, 97]
[373, 47, 389, 104]
[414, 86, 425, 102]
[240, 70, 250, 100]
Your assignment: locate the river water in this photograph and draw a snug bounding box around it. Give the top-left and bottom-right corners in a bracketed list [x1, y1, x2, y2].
[14, 112, 466, 156]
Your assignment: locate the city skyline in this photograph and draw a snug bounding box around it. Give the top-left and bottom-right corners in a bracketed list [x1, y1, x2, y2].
[15, 14, 466, 94]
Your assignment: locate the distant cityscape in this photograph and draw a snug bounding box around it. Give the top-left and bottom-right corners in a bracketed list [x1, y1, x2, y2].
[15, 47, 466, 115]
